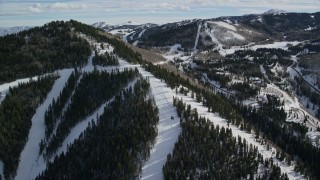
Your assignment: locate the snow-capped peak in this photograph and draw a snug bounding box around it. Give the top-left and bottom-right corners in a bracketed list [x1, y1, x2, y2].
[92, 22, 113, 29]
[263, 9, 286, 15]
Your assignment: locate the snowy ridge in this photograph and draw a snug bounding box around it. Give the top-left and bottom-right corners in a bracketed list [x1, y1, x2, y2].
[264, 9, 287, 15]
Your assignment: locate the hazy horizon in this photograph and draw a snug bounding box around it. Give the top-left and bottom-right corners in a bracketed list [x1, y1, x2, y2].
[1, 0, 320, 27]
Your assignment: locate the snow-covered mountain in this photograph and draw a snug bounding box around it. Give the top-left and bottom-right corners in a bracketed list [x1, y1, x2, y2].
[119, 11, 320, 50]
[263, 9, 287, 15]
[0, 26, 31, 36]
[1, 17, 320, 180]
[92, 21, 157, 32]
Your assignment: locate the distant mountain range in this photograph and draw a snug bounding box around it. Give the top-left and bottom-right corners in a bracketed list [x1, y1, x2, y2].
[263, 9, 287, 15]
[0, 26, 31, 36]
[92, 9, 320, 51]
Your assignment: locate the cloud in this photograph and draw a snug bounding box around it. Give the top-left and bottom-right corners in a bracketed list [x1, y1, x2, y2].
[49, 2, 87, 10]
[180, 5, 191, 11]
[27, 3, 42, 13]
[138, 2, 177, 10]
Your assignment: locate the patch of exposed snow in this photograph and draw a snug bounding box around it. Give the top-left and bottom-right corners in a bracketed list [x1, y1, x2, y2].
[204, 22, 223, 49]
[263, 9, 286, 15]
[138, 29, 146, 38]
[219, 41, 301, 56]
[229, 31, 245, 40]
[0, 90, 8, 106]
[305, 26, 316, 31]
[224, 19, 232, 24]
[193, 22, 202, 51]
[0, 77, 39, 92]
[108, 28, 133, 35]
[307, 131, 320, 147]
[209, 21, 237, 31]
[168, 44, 182, 54]
[133, 40, 139, 46]
[15, 69, 73, 180]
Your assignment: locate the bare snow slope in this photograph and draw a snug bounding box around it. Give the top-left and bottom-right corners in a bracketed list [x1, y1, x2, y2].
[139, 68, 181, 180]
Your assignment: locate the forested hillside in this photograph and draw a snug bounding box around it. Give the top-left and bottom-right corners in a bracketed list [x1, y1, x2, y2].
[0, 75, 57, 179]
[44, 69, 139, 157]
[0, 18, 319, 180]
[0, 21, 91, 83]
[143, 61, 320, 179]
[36, 79, 159, 179]
[164, 98, 288, 179]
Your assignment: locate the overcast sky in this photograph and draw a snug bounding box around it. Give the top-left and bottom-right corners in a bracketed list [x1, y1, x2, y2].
[0, 0, 320, 27]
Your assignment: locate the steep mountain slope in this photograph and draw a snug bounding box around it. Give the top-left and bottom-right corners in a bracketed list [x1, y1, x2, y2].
[245, 12, 320, 41]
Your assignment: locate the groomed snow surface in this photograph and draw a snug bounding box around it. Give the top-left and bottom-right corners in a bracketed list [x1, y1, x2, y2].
[139, 68, 181, 180]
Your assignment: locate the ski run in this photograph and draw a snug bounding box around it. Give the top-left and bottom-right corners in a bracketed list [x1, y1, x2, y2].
[0, 40, 306, 180]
